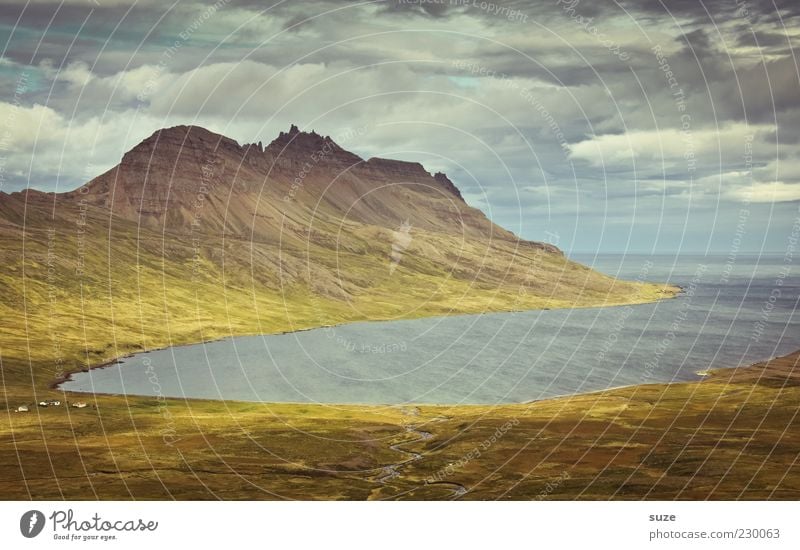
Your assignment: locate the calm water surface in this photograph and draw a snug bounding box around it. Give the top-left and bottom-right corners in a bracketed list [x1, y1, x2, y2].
[60, 255, 800, 404]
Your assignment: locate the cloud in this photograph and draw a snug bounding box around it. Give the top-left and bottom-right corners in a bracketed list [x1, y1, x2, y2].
[2, 0, 799, 251]
[568, 124, 773, 170]
[728, 181, 800, 203]
[0, 101, 169, 191]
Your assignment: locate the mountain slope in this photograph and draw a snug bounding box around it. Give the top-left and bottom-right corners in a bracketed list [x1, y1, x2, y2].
[0, 125, 676, 387]
[55, 124, 531, 246]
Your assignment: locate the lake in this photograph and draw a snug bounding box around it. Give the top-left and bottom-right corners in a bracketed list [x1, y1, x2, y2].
[59, 254, 800, 404]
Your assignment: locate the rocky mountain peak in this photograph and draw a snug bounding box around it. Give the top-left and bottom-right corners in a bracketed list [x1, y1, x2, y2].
[434, 172, 464, 201]
[264, 124, 363, 166]
[119, 125, 244, 170]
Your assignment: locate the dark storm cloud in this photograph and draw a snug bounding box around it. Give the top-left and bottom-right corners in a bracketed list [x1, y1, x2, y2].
[735, 29, 791, 48]
[618, 0, 800, 22]
[380, 0, 452, 18]
[765, 110, 800, 146]
[0, 2, 186, 72]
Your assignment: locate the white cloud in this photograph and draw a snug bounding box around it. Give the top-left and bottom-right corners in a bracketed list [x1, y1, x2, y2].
[0, 101, 169, 190]
[729, 182, 800, 203]
[568, 124, 774, 168]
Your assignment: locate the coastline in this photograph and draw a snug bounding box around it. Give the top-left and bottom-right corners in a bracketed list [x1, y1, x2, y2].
[51, 347, 800, 409]
[50, 287, 682, 399]
[15, 280, 800, 500]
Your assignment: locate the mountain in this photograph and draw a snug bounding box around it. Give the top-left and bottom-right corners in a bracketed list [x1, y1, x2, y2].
[0, 125, 675, 382]
[20, 124, 543, 247]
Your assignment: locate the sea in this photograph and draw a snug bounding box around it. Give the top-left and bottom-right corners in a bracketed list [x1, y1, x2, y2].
[59, 254, 799, 404]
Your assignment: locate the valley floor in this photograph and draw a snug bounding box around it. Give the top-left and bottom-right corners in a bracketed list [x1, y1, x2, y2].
[1, 350, 798, 500]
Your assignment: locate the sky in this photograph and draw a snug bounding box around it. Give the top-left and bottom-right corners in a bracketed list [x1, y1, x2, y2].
[0, 0, 799, 254]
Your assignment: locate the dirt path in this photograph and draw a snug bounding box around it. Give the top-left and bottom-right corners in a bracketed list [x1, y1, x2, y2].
[371, 415, 467, 500]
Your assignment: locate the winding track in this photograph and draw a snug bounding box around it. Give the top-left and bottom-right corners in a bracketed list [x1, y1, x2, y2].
[373, 415, 468, 500]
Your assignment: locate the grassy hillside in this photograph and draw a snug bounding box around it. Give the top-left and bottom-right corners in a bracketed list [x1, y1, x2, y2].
[0, 199, 674, 398]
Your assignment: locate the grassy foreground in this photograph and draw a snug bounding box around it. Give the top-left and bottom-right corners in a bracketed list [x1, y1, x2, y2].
[2, 348, 798, 500]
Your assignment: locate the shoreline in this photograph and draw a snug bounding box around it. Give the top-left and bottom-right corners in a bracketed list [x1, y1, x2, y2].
[56, 302, 800, 415]
[52, 349, 798, 409]
[50, 287, 682, 401]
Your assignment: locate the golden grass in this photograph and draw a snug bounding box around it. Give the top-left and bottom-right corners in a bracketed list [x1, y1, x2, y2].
[2, 352, 798, 499]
